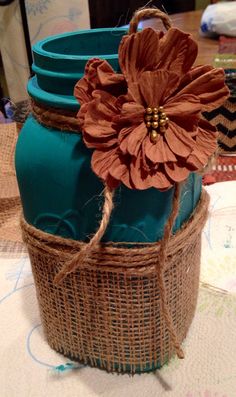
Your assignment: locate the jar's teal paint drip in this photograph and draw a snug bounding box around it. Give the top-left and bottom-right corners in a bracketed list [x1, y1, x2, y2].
[16, 27, 202, 244]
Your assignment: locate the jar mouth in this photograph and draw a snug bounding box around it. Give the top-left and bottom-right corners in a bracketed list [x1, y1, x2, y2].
[33, 27, 127, 60]
[30, 28, 127, 109]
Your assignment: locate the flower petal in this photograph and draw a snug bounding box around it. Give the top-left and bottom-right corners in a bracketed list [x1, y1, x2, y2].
[84, 58, 124, 89]
[119, 27, 197, 81]
[144, 135, 177, 163]
[164, 162, 190, 182]
[119, 28, 164, 81]
[126, 122, 147, 156]
[149, 169, 173, 190]
[74, 58, 126, 107]
[131, 70, 179, 107]
[91, 148, 118, 181]
[108, 155, 132, 189]
[74, 77, 92, 105]
[114, 101, 144, 130]
[187, 119, 217, 169]
[177, 65, 213, 90]
[84, 91, 118, 138]
[176, 67, 230, 112]
[83, 132, 117, 149]
[156, 28, 198, 75]
[129, 153, 172, 190]
[165, 94, 202, 118]
[97, 61, 125, 87]
[164, 122, 195, 157]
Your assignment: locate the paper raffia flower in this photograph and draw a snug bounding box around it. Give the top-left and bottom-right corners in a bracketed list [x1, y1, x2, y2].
[74, 28, 229, 190]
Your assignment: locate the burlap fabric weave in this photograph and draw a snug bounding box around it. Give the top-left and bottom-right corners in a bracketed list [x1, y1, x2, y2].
[0, 123, 26, 256]
[21, 189, 209, 374]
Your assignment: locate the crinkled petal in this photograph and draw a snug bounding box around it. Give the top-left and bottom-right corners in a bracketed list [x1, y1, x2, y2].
[129, 70, 179, 107]
[177, 65, 213, 90]
[83, 132, 117, 149]
[74, 77, 92, 105]
[126, 122, 147, 156]
[115, 102, 144, 126]
[91, 148, 118, 181]
[129, 153, 172, 190]
[170, 114, 199, 133]
[74, 59, 110, 104]
[144, 135, 177, 163]
[77, 103, 88, 129]
[74, 58, 126, 107]
[119, 27, 197, 81]
[157, 28, 198, 75]
[97, 61, 125, 87]
[177, 68, 230, 112]
[164, 162, 190, 182]
[165, 93, 202, 118]
[119, 28, 164, 81]
[187, 119, 217, 169]
[149, 170, 172, 190]
[84, 91, 118, 138]
[85, 58, 124, 88]
[108, 155, 132, 189]
[164, 122, 195, 158]
[119, 126, 134, 154]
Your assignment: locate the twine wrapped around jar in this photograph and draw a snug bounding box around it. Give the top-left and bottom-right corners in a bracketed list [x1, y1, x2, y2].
[21, 188, 209, 373]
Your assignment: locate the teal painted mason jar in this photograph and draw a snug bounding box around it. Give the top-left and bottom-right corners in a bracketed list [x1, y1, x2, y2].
[15, 25, 204, 374]
[15, 28, 201, 244]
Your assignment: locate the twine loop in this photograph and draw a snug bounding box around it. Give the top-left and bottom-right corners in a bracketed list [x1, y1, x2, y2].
[128, 7, 172, 35]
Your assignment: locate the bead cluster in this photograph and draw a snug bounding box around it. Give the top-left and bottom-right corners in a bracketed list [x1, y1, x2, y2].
[144, 106, 169, 143]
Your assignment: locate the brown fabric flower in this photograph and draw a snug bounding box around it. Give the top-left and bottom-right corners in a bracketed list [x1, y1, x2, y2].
[74, 28, 229, 190]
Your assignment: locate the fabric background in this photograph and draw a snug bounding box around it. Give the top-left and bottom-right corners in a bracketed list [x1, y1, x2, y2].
[0, 0, 90, 102]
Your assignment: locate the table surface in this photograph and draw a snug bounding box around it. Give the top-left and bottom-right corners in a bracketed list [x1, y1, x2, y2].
[142, 10, 219, 66]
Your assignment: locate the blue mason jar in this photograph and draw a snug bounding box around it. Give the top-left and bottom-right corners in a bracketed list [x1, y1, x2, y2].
[15, 28, 202, 243]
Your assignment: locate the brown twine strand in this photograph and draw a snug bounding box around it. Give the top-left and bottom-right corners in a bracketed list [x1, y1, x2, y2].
[31, 100, 80, 132]
[54, 186, 115, 284]
[156, 183, 184, 359]
[21, 190, 209, 272]
[128, 7, 172, 35]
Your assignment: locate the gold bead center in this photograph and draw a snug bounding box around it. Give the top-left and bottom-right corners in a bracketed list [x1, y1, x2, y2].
[144, 106, 169, 143]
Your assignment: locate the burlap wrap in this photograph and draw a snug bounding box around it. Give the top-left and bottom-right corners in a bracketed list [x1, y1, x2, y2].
[21, 189, 209, 374]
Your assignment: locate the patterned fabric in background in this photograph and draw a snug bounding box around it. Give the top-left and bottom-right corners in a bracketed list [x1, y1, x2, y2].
[203, 37, 236, 154]
[0, 0, 90, 102]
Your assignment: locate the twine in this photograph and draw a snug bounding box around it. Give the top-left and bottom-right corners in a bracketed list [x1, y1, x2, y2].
[21, 190, 209, 372]
[54, 186, 114, 284]
[31, 100, 80, 132]
[128, 7, 172, 34]
[21, 189, 209, 269]
[155, 183, 184, 359]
